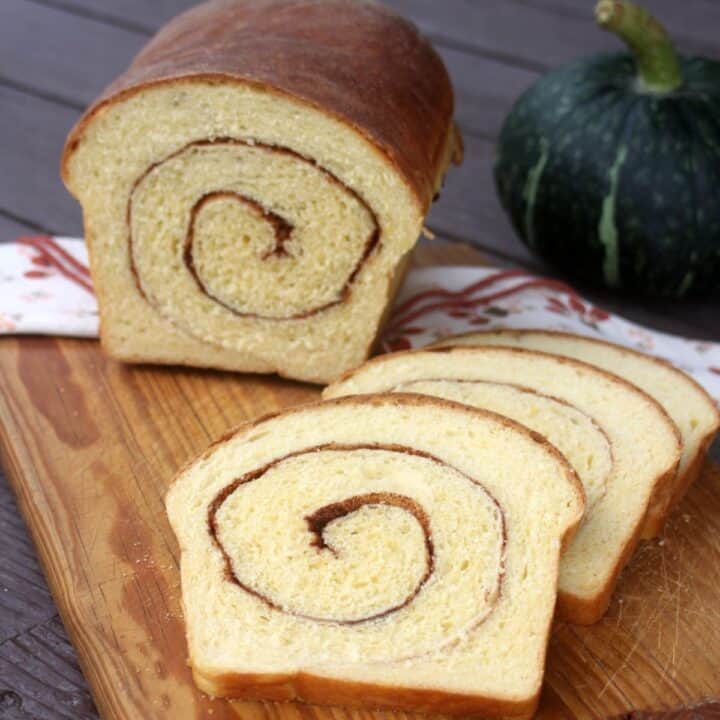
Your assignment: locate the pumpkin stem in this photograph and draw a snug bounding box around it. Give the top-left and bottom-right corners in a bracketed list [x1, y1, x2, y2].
[595, 0, 683, 93]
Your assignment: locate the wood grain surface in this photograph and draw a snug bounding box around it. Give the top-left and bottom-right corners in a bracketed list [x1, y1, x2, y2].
[0, 242, 719, 720]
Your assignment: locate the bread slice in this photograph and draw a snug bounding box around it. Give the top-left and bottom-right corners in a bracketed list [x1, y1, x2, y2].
[324, 347, 681, 624]
[61, 0, 460, 384]
[432, 330, 719, 537]
[167, 394, 583, 717]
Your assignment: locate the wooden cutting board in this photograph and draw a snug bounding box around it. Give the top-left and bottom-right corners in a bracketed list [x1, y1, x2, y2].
[1, 242, 719, 720]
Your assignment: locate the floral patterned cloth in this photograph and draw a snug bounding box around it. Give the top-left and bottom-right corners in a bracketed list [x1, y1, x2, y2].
[1, 236, 98, 336]
[4, 235, 720, 400]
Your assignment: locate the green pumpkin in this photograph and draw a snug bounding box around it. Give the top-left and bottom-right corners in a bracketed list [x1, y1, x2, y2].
[495, 0, 720, 297]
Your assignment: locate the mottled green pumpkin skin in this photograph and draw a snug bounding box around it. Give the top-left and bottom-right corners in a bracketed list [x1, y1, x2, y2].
[495, 53, 720, 297]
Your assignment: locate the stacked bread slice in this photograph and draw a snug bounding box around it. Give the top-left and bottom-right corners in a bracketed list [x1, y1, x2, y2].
[430, 330, 720, 537]
[324, 345, 682, 624]
[168, 330, 714, 716]
[167, 394, 584, 717]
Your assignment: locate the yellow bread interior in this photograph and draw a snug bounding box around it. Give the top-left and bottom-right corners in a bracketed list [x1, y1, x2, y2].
[324, 348, 681, 623]
[166, 396, 583, 714]
[432, 330, 719, 536]
[63, 79, 430, 383]
[398, 380, 612, 513]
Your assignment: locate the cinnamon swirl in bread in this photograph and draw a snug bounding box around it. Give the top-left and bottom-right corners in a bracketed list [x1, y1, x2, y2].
[166, 395, 583, 717]
[432, 330, 719, 538]
[324, 347, 681, 624]
[61, 0, 460, 383]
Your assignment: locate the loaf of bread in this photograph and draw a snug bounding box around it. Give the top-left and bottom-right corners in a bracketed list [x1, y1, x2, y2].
[432, 330, 719, 537]
[166, 394, 583, 717]
[61, 0, 460, 383]
[324, 347, 681, 624]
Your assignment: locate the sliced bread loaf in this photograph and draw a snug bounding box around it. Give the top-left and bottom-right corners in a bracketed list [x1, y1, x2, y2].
[61, 0, 459, 383]
[431, 330, 719, 537]
[324, 347, 681, 624]
[167, 394, 583, 717]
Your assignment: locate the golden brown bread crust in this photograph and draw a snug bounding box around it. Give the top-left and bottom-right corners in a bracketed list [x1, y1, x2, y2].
[168, 393, 584, 716]
[669, 433, 715, 509]
[193, 665, 538, 718]
[61, 0, 459, 211]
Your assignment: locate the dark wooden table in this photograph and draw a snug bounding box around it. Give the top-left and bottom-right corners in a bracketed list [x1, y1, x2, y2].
[0, 1, 718, 718]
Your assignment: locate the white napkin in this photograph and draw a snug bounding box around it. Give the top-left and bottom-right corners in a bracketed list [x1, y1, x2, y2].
[1, 236, 98, 336]
[3, 235, 719, 400]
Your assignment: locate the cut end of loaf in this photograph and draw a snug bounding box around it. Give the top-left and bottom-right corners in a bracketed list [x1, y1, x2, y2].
[61, 0, 459, 383]
[63, 78, 448, 383]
